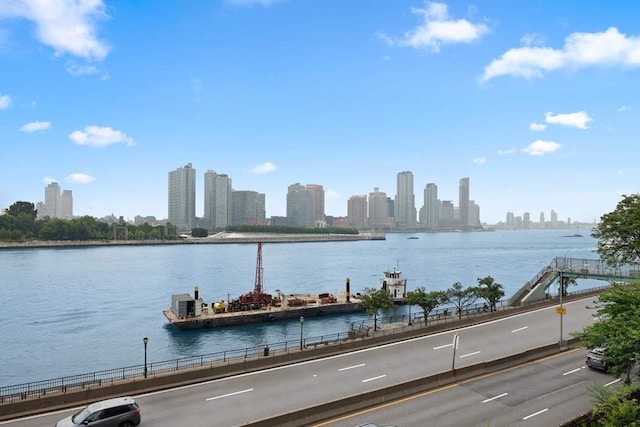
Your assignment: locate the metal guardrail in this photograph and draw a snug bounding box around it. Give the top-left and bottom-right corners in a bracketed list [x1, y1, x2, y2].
[0, 331, 352, 404]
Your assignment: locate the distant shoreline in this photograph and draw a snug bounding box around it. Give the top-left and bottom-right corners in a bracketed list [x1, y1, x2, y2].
[0, 231, 386, 249]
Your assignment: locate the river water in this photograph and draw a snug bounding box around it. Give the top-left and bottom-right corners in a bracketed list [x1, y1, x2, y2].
[0, 229, 599, 386]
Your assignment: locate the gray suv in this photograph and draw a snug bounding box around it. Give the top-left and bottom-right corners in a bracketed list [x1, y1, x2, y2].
[55, 396, 141, 427]
[586, 347, 608, 371]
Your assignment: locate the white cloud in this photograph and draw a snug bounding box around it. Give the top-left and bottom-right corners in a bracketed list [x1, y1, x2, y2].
[0, 0, 110, 61]
[545, 111, 592, 129]
[66, 173, 95, 184]
[20, 120, 51, 132]
[618, 105, 629, 112]
[378, 1, 489, 52]
[497, 148, 516, 155]
[482, 27, 640, 81]
[522, 140, 561, 156]
[530, 122, 547, 131]
[66, 62, 99, 76]
[42, 177, 55, 185]
[69, 125, 134, 147]
[520, 33, 545, 47]
[247, 161, 277, 175]
[0, 94, 11, 109]
[472, 157, 486, 165]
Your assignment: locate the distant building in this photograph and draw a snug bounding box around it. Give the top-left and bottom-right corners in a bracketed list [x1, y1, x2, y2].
[231, 190, 265, 226]
[469, 200, 480, 228]
[421, 183, 438, 229]
[395, 171, 416, 229]
[523, 212, 531, 229]
[286, 183, 312, 227]
[459, 177, 470, 230]
[550, 209, 558, 227]
[439, 200, 455, 228]
[347, 195, 368, 229]
[204, 170, 232, 230]
[168, 163, 196, 231]
[44, 182, 61, 218]
[42, 182, 73, 219]
[306, 184, 326, 225]
[369, 187, 393, 230]
[61, 190, 73, 220]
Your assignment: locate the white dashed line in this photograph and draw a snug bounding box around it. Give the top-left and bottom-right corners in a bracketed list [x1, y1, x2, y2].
[339, 363, 366, 371]
[523, 408, 548, 420]
[206, 388, 253, 401]
[459, 351, 481, 358]
[362, 375, 387, 383]
[482, 392, 508, 403]
[511, 326, 529, 333]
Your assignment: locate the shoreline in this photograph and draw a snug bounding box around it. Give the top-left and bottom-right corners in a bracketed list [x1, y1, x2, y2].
[0, 231, 386, 249]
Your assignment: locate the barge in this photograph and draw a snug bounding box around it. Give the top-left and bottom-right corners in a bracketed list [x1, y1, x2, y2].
[163, 242, 362, 329]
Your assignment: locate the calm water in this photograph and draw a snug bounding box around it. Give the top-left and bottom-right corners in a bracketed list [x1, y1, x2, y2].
[0, 230, 599, 386]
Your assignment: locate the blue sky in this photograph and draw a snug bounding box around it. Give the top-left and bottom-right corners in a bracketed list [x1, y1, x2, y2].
[1, 0, 638, 224]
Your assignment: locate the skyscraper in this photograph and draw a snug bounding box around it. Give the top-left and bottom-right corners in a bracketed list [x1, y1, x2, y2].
[368, 187, 393, 230]
[231, 190, 265, 226]
[306, 184, 326, 226]
[286, 183, 312, 227]
[44, 182, 61, 218]
[168, 163, 196, 231]
[347, 195, 368, 229]
[422, 183, 438, 229]
[459, 177, 470, 230]
[395, 171, 416, 229]
[204, 170, 232, 230]
[60, 190, 73, 220]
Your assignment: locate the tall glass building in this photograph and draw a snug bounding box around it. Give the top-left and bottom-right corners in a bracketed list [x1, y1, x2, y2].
[168, 163, 196, 231]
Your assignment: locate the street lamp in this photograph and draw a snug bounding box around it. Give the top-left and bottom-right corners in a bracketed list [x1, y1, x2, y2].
[143, 337, 148, 378]
[299, 316, 304, 350]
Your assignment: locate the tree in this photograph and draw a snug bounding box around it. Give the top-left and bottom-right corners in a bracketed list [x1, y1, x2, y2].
[572, 283, 640, 381]
[587, 383, 640, 426]
[592, 194, 640, 266]
[7, 201, 37, 219]
[359, 287, 395, 330]
[446, 282, 478, 320]
[404, 287, 448, 325]
[476, 276, 505, 312]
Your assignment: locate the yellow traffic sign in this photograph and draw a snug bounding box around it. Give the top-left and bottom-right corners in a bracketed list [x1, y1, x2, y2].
[556, 307, 567, 315]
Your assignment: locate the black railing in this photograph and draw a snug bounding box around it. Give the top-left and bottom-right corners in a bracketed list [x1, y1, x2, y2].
[0, 331, 352, 404]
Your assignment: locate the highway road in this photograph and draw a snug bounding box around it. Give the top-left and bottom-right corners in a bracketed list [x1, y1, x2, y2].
[1, 297, 603, 427]
[319, 348, 619, 427]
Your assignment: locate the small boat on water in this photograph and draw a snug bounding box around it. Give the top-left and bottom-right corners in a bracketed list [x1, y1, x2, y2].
[163, 242, 362, 329]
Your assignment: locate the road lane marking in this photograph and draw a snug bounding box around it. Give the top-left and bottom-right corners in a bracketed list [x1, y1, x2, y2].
[206, 388, 253, 401]
[522, 408, 548, 420]
[339, 363, 366, 371]
[482, 392, 508, 403]
[313, 350, 581, 426]
[605, 379, 621, 387]
[433, 343, 453, 350]
[362, 375, 386, 383]
[511, 326, 528, 333]
[459, 351, 481, 358]
[562, 368, 582, 375]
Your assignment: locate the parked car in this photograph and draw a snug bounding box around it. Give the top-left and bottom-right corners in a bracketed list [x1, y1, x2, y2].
[55, 396, 141, 427]
[586, 347, 608, 371]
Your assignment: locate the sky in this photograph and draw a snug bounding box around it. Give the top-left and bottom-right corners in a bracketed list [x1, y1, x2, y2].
[1, 0, 639, 225]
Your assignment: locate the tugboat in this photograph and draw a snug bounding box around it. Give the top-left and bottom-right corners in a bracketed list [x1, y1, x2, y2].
[380, 266, 407, 304]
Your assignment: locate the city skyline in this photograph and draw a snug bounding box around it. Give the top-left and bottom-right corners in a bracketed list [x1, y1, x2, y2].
[2, 1, 639, 224]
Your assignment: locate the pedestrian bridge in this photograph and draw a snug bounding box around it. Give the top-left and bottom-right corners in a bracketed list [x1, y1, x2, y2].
[510, 257, 640, 306]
